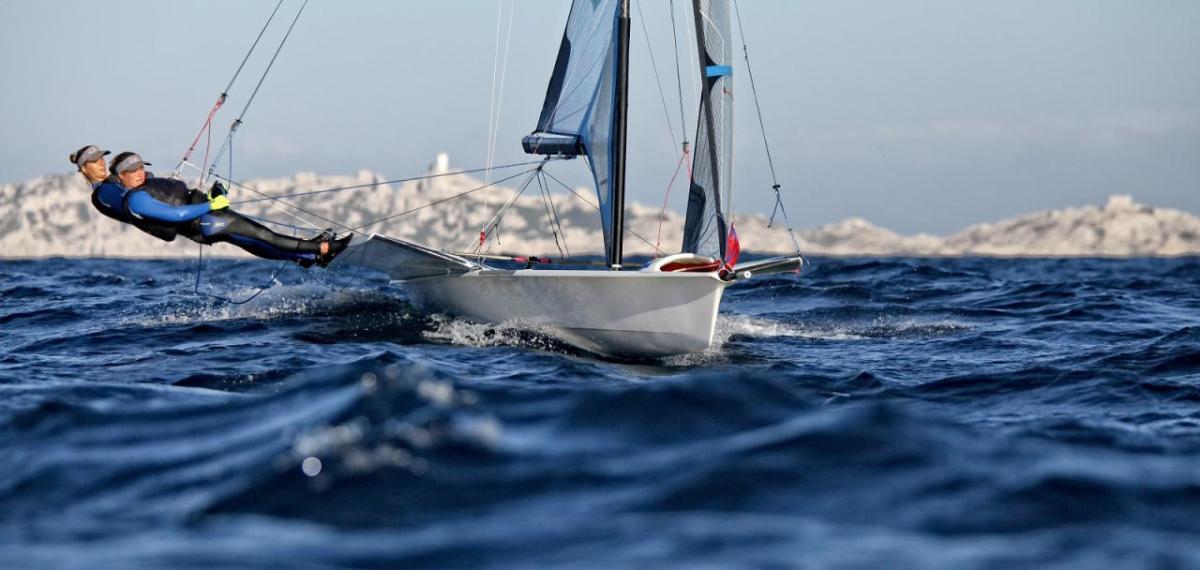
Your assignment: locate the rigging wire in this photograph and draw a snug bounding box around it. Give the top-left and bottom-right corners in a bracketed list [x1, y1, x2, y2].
[182, 0, 304, 305]
[474, 0, 516, 252]
[177, 3, 555, 302]
[485, 0, 502, 178]
[233, 212, 316, 232]
[539, 169, 660, 253]
[182, 1, 765, 300]
[683, 0, 700, 123]
[647, 0, 694, 258]
[196, 166, 546, 304]
[480, 0, 517, 245]
[634, 0, 679, 150]
[193, 244, 291, 305]
[235, 0, 309, 128]
[445, 251, 608, 268]
[214, 174, 347, 232]
[193, 132, 294, 307]
[349, 166, 541, 233]
[174, 0, 288, 177]
[204, 158, 561, 270]
[205, 0, 310, 185]
[654, 148, 692, 256]
[221, 0, 289, 97]
[669, 0, 689, 144]
[472, 166, 543, 254]
[732, 0, 801, 254]
[536, 171, 569, 259]
[236, 159, 547, 203]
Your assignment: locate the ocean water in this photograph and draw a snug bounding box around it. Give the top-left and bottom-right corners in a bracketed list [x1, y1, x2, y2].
[1, 256, 1198, 569]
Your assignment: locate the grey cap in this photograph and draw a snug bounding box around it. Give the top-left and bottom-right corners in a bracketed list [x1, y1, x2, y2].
[69, 145, 110, 168]
[112, 152, 152, 174]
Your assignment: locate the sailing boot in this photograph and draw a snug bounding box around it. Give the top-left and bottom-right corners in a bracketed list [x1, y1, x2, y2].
[317, 234, 353, 268]
[309, 228, 336, 243]
[292, 228, 336, 269]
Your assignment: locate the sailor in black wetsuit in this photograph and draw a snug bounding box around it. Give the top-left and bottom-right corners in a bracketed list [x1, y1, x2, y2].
[75, 146, 350, 267]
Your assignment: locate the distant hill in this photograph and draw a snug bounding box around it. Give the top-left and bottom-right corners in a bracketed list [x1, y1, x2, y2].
[3, 154, 1198, 258]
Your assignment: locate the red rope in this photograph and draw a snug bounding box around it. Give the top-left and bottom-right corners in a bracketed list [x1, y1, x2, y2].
[200, 115, 214, 182]
[654, 146, 692, 257]
[178, 94, 226, 170]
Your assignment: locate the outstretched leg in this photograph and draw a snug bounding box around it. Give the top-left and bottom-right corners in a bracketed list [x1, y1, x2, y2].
[195, 209, 321, 263]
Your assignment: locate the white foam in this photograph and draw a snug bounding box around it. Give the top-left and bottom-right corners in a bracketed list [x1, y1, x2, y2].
[836, 316, 973, 339]
[422, 314, 559, 351]
[715, 314, 866, 342]
[709, 314, 970, 346]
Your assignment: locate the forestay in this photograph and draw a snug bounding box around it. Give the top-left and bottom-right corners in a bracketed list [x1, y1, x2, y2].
[682, 0, 734, 261]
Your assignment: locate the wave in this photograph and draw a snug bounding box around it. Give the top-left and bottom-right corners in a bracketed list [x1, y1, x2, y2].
[0, 285, 53, 300]
[0, 307, 86, 327]
[5, 257, 1200, 567]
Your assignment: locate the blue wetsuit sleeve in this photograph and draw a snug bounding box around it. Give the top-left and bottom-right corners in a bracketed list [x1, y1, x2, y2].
[126, 190, 212, 222]
[95, 183, 127, 211]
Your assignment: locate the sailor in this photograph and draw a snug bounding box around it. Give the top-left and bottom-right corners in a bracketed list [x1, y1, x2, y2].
[71, 144, 111, 187]
[75, 146, 349, 267]
[72, 144, 129, 225]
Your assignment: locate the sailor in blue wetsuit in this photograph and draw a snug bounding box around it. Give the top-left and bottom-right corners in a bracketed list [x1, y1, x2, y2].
[71, 144, 112, 188]
[76, 147, 350, 267]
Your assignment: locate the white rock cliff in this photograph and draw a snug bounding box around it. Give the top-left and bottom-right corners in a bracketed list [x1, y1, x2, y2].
[2, 155, 1198, 258]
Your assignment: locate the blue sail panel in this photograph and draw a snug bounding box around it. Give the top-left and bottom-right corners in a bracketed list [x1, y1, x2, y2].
[586, 33, 619, 258]
[525, 0, 622, 155]
[682, 0, 733, 260]
[526, 0, 623, 261]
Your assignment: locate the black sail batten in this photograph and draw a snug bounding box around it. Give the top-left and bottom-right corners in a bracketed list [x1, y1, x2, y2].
[681, 0, 733, 261]
[522, 36, 582, 156]
[538, 37, 573, 130]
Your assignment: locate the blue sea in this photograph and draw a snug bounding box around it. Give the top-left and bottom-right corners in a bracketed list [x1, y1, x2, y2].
[1, 256, 1198, 569]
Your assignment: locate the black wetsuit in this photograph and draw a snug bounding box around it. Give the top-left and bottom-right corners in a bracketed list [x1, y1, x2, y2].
[186, 208, 322, 262]
[90, 176, 323, 262]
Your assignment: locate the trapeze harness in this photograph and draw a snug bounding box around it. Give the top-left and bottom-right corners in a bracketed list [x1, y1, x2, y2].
[90, 176, 322, 262]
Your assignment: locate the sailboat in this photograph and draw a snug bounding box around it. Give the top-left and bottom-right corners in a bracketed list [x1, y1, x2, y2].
[335, 0, 802, 358]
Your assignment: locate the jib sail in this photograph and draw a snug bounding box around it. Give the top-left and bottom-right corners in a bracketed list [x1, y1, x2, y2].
[523, 0, 628, 266]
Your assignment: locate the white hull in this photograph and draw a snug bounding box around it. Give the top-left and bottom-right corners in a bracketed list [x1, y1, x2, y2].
[336, 235, 800, 358]
[404, 269, 730, 358]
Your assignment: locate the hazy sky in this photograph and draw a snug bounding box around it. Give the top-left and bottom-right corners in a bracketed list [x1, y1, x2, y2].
[1, 0, 1197, 234]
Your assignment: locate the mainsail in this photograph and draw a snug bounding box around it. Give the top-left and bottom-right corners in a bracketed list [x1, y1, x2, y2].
[523, 0, 628, 266]
[682, 0, 733, 260]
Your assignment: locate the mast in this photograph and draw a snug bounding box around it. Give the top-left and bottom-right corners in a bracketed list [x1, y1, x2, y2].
[609, 0, 631, 269]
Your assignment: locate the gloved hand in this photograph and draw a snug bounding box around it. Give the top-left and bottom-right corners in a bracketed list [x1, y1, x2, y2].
[209, 195, 230, 211]
[209, 181, 228, 199]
